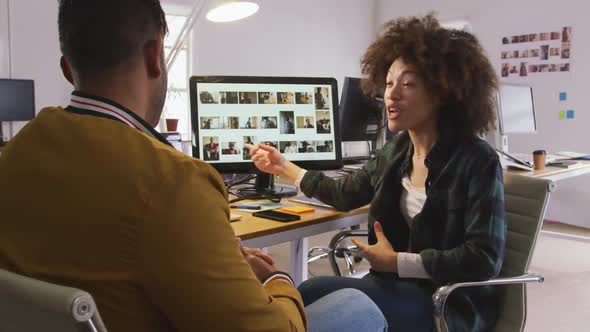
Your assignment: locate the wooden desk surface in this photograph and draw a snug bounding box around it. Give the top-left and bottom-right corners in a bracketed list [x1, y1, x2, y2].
[231, 199, 369, 240]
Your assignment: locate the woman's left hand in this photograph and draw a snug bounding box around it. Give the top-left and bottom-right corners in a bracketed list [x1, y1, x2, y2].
[352, 221, 398, 273]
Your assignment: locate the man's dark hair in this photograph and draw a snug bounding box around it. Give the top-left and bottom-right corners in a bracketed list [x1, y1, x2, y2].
[58, 0, 168, 76]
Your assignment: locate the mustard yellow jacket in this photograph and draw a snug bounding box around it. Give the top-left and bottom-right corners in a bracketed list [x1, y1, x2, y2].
[0, 105, 306, 331]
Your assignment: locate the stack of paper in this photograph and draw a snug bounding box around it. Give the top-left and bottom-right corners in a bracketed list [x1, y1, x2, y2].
[556, 151, 590, 160]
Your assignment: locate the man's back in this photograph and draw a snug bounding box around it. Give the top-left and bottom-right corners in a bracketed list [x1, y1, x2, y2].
[0, 106, 305, 331]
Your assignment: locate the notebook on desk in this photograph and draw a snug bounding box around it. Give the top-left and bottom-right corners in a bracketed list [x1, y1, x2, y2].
[288, 196, 334, 209]
[547, 160, 581, 168]
[230, 213, 242, 222]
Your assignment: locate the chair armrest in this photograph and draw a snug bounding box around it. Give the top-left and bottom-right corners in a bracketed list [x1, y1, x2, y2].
[328, 230, 368, 276]
[432, 273, 544, 332]
[328, 230, 369, 249]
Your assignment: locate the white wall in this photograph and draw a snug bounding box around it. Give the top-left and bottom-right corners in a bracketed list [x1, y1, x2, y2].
[376, 0, 590, 227]
[190, 0, 377, 92]
[3, 0, 377, 139]
[0, 0, 9, 78]
[8, 0, 70, 108]
[1, 0, 71, 135]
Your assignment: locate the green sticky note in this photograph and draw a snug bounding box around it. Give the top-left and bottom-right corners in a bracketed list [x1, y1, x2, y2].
[559, 110, 566, 119]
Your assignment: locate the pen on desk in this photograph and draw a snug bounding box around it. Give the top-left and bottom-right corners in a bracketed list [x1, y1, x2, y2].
[230, 205, 261, 210]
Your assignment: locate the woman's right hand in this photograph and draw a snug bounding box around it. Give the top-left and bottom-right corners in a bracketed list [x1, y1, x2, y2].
[245, 143, 302, 181]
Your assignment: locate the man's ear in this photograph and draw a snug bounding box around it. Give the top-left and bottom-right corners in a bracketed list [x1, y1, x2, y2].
[144, 38, 165, 79]
[60, 56, 74, 85]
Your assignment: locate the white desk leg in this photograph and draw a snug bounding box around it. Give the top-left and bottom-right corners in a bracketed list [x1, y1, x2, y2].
[290, 237, 309, 286]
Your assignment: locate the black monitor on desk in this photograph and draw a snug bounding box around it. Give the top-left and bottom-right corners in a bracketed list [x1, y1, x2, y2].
[339, 77, 393, 161]
[0, 79, 36, 145]
[340, 77, 384, 142]
[189, 75, 342, 199]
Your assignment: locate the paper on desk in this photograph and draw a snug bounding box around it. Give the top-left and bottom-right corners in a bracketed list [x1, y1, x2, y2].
[556, 151, 590, 159]
[233, 201, 283, 213]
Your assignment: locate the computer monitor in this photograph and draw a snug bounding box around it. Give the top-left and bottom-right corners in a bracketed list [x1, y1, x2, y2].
[496, 83, 536, 156]
[0, 79, 35, 122]
[497, 83, 536, 135]
[339, 77, 393, 160]
[0, 79, 35, 145]
[339, 77, 384, 142]
[189, 75, 342, 199]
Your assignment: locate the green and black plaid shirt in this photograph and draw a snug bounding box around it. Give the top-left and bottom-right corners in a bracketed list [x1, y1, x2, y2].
[301, 131, 506, 331]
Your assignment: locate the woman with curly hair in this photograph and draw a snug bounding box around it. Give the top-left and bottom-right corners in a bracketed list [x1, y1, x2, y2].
[246, 14, 505, 331]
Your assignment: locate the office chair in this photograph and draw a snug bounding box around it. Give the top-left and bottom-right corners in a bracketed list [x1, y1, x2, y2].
[326, 173, 555, 332]
[0, 268, 108, 332]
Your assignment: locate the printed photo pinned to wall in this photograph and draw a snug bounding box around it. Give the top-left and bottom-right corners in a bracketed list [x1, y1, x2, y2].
[512, 50, 520, 58]
[560, 63, 570, 72]
[562, 26, 572, 42]
[561, 43, 571, 59]
[519, 62, 528, 77]
[539, 64, 549, 72]
[528, 64, 539, 73]
[540, 45, 549, 60]
[501, 63, 509, 77]
[529, 33, 538, 42]
[510, 65, 518, 75]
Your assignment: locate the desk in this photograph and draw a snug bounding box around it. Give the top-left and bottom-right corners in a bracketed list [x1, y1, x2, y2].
[506, 160, 590, 241]
[234, 161, 590, 285]
[233, 202, 368, 285]
[506, 160, 590, 182]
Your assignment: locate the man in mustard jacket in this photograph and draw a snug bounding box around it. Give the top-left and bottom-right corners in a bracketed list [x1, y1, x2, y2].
[0, 1, 387, 332]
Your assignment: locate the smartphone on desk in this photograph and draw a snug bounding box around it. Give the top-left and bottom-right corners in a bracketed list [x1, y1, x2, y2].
[253, 210, 301, 222]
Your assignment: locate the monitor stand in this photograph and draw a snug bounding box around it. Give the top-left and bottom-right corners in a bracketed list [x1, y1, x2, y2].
[236, 173, 298, 200]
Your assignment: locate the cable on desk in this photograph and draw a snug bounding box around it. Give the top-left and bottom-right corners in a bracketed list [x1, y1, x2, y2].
[223, 173, 256, 189]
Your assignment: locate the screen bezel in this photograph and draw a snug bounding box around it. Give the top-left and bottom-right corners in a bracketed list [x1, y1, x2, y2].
[189, 75, 343, 173]
[496, 83, 537, 135]
[0, 79, 35, 122]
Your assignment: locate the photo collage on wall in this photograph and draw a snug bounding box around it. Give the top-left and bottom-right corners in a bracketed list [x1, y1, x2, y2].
[196, 85, 335, 163]
[500, 26, 572, 77]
